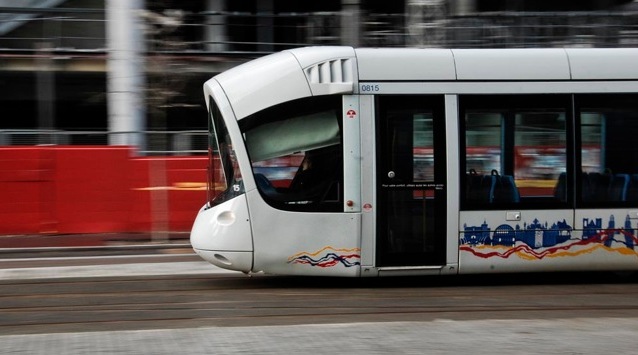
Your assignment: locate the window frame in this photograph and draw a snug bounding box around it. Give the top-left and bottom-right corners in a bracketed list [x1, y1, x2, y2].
[574, 93, 638, 208]
[207, 96, 245, 208]
[459, 94, 573, 211]
[239, 95, 345, 212]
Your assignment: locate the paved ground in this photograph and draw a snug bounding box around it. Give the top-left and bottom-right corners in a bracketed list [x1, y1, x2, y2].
[0, 232, 216, 280]
[3, 317, 638, 354]
[0, 259, 231, 279]
[2, 233, 638, 354]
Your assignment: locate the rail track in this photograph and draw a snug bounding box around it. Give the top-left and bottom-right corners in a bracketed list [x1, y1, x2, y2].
[2, 271, 638, 335]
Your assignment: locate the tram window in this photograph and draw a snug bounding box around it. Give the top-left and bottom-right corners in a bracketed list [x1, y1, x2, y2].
[207, 97, 244, 208]
[576, 94, 638, 205]
[240, 96, 343, 212]
[413, 113, 435, 181]
[461, 95, 569, 209]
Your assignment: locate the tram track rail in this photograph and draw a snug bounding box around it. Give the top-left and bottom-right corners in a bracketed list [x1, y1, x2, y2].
[2, 272, 638, 335]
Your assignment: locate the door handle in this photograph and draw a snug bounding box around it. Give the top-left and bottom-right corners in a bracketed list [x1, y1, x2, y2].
[506, 211, 521, 221]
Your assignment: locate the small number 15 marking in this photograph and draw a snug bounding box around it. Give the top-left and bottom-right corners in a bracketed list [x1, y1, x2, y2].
[360, 84, 380, 92]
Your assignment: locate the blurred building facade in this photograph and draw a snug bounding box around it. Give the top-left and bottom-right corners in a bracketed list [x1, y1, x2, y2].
[0, 0, 637, 154]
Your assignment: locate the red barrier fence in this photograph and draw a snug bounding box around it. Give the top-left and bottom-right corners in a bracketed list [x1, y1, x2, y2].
[0, 146, 207, 235]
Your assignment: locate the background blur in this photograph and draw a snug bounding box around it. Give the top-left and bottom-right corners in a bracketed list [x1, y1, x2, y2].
[1, 0, 637, 237]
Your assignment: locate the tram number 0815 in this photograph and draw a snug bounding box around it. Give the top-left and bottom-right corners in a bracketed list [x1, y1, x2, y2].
[360, 84, 380, 92]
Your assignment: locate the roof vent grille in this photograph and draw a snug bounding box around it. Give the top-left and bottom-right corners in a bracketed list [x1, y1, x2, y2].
[304, 58, 354, 95]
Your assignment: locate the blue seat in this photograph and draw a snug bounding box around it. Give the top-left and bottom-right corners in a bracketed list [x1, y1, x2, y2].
[467, 170, 495, 204]
[582, 172, 612, 202]
[627, 175, 638, 201]
[467, 170, 520, 204]
[493, 174, 520, 203]
[553, 172, 566, 202]
[610, 174, 630, 201]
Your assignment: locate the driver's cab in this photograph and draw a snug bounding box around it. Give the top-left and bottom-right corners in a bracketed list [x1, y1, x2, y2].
[240, 95, 344, 212]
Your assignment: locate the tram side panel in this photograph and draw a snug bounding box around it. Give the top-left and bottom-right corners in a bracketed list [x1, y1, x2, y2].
[460, 210, 638, 274]
[458, 92, 638, 274]
[460, 210, 577, 274]
[247, 189, 362, 277]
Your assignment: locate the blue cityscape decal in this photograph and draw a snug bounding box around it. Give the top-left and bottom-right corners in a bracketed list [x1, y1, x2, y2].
[461, 215, 638, 260]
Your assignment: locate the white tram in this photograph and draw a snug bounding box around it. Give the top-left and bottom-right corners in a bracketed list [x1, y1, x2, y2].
[191, 46, 638, 277]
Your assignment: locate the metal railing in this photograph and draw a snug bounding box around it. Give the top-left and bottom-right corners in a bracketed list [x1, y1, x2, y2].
[1, 6, 638, 155]
[1, 7, 638, 52]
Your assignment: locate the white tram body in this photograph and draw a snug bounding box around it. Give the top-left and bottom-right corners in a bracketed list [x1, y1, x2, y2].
[191, 46, 638, 277]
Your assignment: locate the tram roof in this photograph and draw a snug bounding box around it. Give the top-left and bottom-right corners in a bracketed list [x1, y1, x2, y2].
[206, 46, 638, 120]
[356, 47, 638, 81]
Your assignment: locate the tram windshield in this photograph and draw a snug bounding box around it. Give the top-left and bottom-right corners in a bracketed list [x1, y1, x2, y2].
[207, 97, 244, 208]
[240, 96, 344, 212]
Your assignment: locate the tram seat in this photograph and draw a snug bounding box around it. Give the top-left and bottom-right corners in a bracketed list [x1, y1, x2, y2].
[610, 173, 630, 201]
[493, 174, 520, 203]
[555, 172, 631, 203]
[553, 172, 567, 202]
[581, 172, 593, 202]
[254, 173, 279, 197]
[582, 172, 630, 202]
[627, 175, 638, 201]
[582, 172, 610, 202]
[466, 171, 495, 204]
[467, 170, 520, 204]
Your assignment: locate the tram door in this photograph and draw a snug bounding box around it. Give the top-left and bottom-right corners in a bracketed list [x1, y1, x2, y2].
[376, 95, 447, 267]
